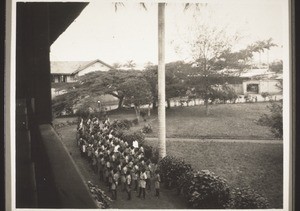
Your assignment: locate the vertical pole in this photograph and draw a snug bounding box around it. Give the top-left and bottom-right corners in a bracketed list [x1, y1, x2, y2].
[158, 3, 166, 158]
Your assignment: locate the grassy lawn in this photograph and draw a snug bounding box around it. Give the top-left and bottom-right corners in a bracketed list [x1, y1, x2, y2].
[53, 102, 283, 208]
[108, 102, 276, 139]
[146, 138, 283, 208]
[55, 124, 283, 208]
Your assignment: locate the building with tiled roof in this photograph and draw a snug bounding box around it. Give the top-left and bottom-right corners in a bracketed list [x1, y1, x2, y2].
[51, 59, 114, 83]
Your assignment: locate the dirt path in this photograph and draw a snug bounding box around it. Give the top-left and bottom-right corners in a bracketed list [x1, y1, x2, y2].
[56, 125, 187, 209]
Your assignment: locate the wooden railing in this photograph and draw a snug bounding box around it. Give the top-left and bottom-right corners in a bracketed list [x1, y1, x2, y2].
[16, 98, 97, 208]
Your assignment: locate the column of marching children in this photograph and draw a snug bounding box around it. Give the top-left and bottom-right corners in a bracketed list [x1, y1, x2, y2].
[76, 116, 161, 201]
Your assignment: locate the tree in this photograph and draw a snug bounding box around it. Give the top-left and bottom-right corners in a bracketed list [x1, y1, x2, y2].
[121, 77, 152, 122]
[269, 60, 283, 73]
[124, 60, 136, 69]
[113, 2, 204, 159]
[112, 62, 122, 69]
[143, 65, 158, 109]
[52, 89, 81, 117]
[51, 69, 143, 115]
[248, 38, 277, 66]
[263, 38, 277, 67]
[184, 20, 276, 115]
[143, 61, 190, 109]
[214, 47, 254, 71]
[158, 2, 166, 158]
[79, 69, 142, 109]
[186, 23, 238, 115]
[165, 62, 189, 108]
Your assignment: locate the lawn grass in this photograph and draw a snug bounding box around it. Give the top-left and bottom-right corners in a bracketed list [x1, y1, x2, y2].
[109, 102, 276, 139]
[145, 138, 283, 208]
[53, 102, 283, 208]
[54, 123, 283, 208]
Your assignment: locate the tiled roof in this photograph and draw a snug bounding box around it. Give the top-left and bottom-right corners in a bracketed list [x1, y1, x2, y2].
[72, 59, 114, 74]
[51, 59, 114, 75]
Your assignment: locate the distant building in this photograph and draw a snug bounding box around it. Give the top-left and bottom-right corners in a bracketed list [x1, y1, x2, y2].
[241, 68, 282, 95]
[224, 68, 283, 96]
[51, 59, 115, 83]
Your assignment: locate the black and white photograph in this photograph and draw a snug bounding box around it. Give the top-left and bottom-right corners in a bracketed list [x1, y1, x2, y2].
[6, 0, 292, 210]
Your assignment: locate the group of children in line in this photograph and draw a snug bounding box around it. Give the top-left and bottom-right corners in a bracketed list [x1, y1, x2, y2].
[76, 116, 161, 201]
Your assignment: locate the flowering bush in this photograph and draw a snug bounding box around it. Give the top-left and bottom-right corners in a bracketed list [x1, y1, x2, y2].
[158, 155, 192, 189]
[181, 170, 230, 209]
[227, 187, 269, 209]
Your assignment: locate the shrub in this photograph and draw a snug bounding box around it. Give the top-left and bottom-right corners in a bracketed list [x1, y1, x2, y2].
[111, 119, 132, 130]
[227, 187, 269, 209]
[132, 118, 139, 125]
[141, 124, 152, 133]
[119, 130, 145, 146]
[143, 144, 159, 163]
[261, 92, 270, 101]
[181, 170, 230, 209]
[75, 108, 91, 119]
[87, 181, 112, 208]
[158, 155, 192, 189]
[257, 102, 283, 138]
[75, 108, 106, 120]
[244, 94, 254, 103]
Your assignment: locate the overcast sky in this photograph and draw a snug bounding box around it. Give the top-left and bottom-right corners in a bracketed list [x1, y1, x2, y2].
[50, 0, 287, 69]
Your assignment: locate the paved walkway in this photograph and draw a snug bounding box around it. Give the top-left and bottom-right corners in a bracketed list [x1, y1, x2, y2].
[146, 137, 283, 144]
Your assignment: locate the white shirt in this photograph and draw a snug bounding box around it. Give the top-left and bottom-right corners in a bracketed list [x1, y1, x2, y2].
[114, 145, 120, 152]
[133, 140, 139, 148]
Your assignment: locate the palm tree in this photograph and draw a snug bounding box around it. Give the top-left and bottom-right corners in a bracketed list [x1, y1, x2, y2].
[157, 3, 203, 158]
[252, 39, 277, 68]
[113, 3, 202, 159]
[124, 60, 136, 69]
[158, 3, 166, 158]
[264, 38, 277, 70]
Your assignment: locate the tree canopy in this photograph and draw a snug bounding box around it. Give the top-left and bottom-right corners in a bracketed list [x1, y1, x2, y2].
[121, 77, 152, 121]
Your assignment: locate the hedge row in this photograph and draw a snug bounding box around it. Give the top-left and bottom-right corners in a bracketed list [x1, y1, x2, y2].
[157, 155, 269, 209]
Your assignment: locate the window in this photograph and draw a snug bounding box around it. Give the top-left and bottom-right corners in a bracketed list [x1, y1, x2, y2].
[246, 84, 259, 93]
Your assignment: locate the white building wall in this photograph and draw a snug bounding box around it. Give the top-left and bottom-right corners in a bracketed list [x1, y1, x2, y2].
[77, 62, 110, 77]
[259, 80, 281, 94]
[66, 75, 76, 83]
[53, 75, 60, 83]
[243, 80, 281, 95]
